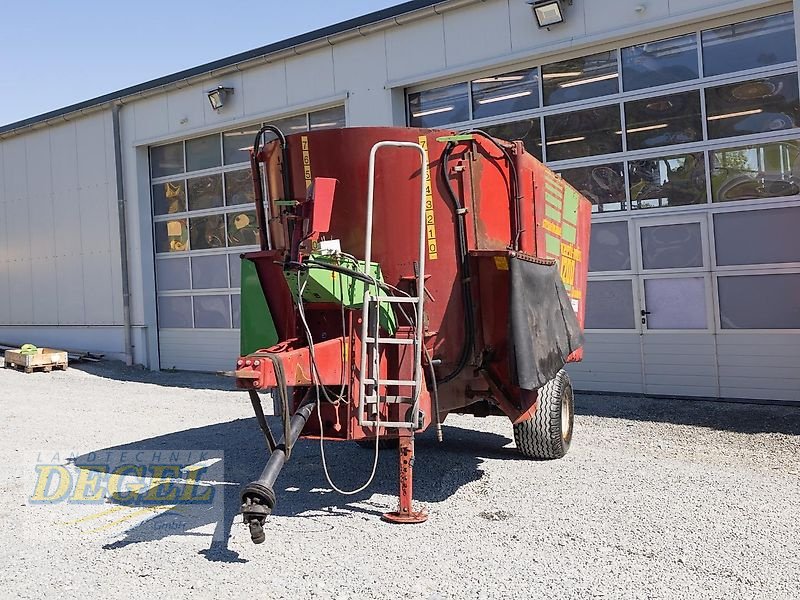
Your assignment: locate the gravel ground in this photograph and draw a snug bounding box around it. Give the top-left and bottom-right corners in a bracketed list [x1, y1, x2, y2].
[0, 361, 798, 599]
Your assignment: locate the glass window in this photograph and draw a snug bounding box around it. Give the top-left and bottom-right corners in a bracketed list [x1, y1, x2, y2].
[643, 277, 707, 329]
[714, 207, 800, 266]
[227, 210, 260, 247]
[585, 280, 635, 329]
[702, 12, 796, 77]
[152, 181, 186, 216]
[542, 51, 619, 106]
[558, 162, 626, 213]
[191, 255, 229, 289]
[186, 134, 221, 172]
[193, 295, 231, 329]
[155, 258, 190, 291]
[309, 106, 346, 130]
[223, 125, 259, 165]
[472, 68, 540, 119]
[187, 174, 223, 211]
[408, 83, 469, 128]
[710, 140, 800, 203]
[482, 118, 542, 161]
[155, 219, 189, 253]
[629, 153, 707, 209]
[158, 296, 193, 328]
[229, 253, 242, 288]
[589, 221, 630, 272]
[150, 142, 184, 179]
[718, 273, 800, 329]
[705, 73, 799, 140]
[545, 105, 622, 161]
[624, 91, 703, 151]
[231, 294, 241, 328]
[189, 215, 226, 250]
[622, 33, 699, 91]
[268, 114, 308, 136]
[640, 223, 703, 269]
[225, 170, 255, 206]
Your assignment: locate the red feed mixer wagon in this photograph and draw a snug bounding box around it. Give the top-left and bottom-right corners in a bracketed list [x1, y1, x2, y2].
[235, 125, 591, 543]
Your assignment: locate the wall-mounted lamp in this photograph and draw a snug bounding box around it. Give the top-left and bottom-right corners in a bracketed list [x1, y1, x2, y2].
[207, 86, 234, 111]
[527, 0, 569, 28]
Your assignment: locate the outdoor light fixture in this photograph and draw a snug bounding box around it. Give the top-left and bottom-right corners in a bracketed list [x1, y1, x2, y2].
[207, 86, 234, 110]
[528, 0, 568, 28]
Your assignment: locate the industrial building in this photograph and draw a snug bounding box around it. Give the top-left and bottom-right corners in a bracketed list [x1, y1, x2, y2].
[1, 0, 798, 401]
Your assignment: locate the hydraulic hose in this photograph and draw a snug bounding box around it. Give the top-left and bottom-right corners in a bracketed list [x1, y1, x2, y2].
[252, 125, 293, 248]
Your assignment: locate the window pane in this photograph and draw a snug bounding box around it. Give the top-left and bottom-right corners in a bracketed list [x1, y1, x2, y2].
[629, 153, 707, 209]
[186, 134, 221, 172]
[711, 140, 800, 202]
[191, 254, 229, 289]
[585, 280, 635, 329]
[542, 51, 618, 106]
[545, 105, 622, 161]
[150, 142, 184, 178]
[719, 273, 800, 329]
[482, 118, 542, 161]
[187, 174, 223, 211]
[472, 68, 539, 119]
[640, 223, 703, 269]
[267, 114, 308, 136]
[232, 294, 241, 328]
[644, 277, 707, 329]
[152, 181, 186, 216]
[309, 106, 346, 130]
[156, 258, 190, 291]
[155, 219, 189, 253]
[229, 253, 242, 288]
[223, 125, 259, 165]
[624, 91, 702, 151]
[227, 210, 260, 247]
[158, 296, 192, 328]
[705, 73, 800, 140]
[558, 163, 625, 213]
[589, 221, 630, 271]
[714, 207, 800, 266]
[193, 295, 231, 329]
[408, 83, 469, 127]
[189, 215, 226, 250]
[622, 34, 699, 91]
[225, 170, 256, 206]
[702, 12, 796, 77]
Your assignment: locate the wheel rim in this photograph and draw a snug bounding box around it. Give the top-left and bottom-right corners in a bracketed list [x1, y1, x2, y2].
[561, 384, 572, 441]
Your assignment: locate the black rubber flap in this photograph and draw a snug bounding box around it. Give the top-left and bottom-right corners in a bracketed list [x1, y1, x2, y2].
[509, 255, 584, 390]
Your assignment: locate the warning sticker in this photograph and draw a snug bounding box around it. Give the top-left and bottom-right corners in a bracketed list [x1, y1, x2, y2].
[571, 298, 580, 315]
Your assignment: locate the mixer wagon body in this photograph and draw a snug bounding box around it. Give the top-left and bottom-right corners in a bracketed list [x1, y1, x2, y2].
[235, 126, 591, 541]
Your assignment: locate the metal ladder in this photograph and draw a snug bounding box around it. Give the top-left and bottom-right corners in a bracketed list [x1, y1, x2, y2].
[358, 141, 428, 429]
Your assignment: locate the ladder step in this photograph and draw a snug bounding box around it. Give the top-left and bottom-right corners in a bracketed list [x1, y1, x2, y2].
[367, 295, 420, 304]
[363, 378, 417, 387]
[365, 336, 415, 345]
[362, 395, 412, 405]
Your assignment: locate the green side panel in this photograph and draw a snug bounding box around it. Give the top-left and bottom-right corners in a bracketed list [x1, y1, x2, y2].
[562, 222, 577, 244]
[240, 259, 279, 355]
[545, 191, 562, 209]
[545, 204, 562, 222]
[562, 187, 580, 225]
[545, 233, 561, 257]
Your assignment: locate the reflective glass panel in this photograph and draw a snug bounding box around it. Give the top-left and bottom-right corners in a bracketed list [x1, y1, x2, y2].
[585, 280, 635, 329]
[629, 153, 707, 209]
[482, 118, 542, 161]
[542, 51, 619, 106]
[152, 181, 186, 216]
[185, 134, 221, 172]
[187, 174, 223, 211]
[472, 68, 539, 119]
[193, 295, 231, 329]
[622, 33, 699, 91]
[644, 277, 707, 329]
[189, 215, 226, 250]
[191, 254, 229, 289]
[223, 125, 260, 165]
[151, 142, 184, 179]
[558, 162, 626, 213]
[719, 273, 800, 329]
[640, 223, 703, 269]
[710, 140, 800, 202]
[225, 170, 255, 206]
[714, 207, 800, 266]
[702, 12, 796, 77]
[267, 114, 308, 137]
[227, 210, 260, 247]
[589, 221, 631, 272]
[155, 219, 189, 253]
[155, 258, 190, 291]
[231, 294, 241, 328]
[229, 253, 242, 288]
[545, 105, 622, 161]
[309, 106, 346, 130]
[408, 83, 469, 127]
[705, 73, 800, 140]
[625, 90, 703, 151]
[158, 296, 192, 328]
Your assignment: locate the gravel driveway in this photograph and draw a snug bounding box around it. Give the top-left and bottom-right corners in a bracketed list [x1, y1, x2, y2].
[0, 361, 797, 599]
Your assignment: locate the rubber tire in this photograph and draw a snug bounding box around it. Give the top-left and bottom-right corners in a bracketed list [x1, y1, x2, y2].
[513, 370, 574, 460]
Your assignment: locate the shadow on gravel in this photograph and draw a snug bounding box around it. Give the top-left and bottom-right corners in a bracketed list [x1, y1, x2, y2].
[576, 393, 800, 436]
[69, 360, 235, 392]
[72, 417, 516, 563]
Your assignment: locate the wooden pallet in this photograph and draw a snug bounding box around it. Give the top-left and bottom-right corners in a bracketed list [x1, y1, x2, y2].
[3, 348, 68, 374]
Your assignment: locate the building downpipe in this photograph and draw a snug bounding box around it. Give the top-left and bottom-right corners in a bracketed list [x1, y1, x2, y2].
[112, 103, 134, 366]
